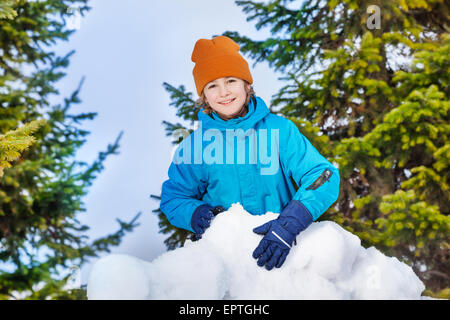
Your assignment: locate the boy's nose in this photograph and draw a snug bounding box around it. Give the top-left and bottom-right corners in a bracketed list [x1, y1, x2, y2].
[218, 84, 230, 97]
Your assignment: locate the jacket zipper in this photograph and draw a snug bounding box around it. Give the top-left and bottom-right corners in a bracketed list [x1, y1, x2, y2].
[306, 169, 333, 190]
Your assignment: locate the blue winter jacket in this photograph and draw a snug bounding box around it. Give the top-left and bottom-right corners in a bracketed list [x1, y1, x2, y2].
[160, 96, 340, 233]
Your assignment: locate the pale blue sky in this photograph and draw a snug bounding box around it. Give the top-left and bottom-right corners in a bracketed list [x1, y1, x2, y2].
[51, 0, 288, 284]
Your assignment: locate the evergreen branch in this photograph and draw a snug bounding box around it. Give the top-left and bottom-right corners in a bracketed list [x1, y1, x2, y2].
[0, 0, 18, 20]
[0, 119, 46, 177]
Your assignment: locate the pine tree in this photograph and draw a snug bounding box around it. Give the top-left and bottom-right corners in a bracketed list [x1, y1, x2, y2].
[156, 0, 449, 297]
[0, 0, 140, 299]
[0, 1, 43, 178]
[151, 83, 200, 249]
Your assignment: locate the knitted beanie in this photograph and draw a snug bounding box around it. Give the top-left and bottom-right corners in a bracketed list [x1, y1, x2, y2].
[191, 35, 253, 96]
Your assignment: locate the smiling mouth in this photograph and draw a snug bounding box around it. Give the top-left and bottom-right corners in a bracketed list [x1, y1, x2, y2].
[218, 98, 236, 106]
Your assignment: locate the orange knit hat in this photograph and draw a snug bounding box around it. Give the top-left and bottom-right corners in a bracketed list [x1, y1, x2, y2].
[191, 35, 253, 96]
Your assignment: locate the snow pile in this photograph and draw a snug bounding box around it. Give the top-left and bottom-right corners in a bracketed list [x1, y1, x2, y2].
[87, 203, 425, 300]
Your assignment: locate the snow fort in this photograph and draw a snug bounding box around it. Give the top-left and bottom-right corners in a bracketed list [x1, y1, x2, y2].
[87, 203, 425, 299]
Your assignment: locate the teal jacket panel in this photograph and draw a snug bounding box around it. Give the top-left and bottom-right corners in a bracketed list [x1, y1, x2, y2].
[160, 96, 340, 232]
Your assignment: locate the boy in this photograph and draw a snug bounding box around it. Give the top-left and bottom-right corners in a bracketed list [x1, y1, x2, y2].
[161, 35, 340, 270]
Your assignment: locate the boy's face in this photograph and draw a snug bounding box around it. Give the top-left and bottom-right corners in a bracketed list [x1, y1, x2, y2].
[203, 77, 250, 119]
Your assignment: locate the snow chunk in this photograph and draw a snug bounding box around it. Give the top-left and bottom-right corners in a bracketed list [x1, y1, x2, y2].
[87, 254, 152, 300]
[87, 203, 425, 300]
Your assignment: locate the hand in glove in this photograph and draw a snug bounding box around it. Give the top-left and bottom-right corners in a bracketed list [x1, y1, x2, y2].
[191, 204, 225, 239]
[252, 200, 313, 270]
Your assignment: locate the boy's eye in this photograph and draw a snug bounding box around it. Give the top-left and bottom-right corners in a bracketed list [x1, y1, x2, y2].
[207, 79, 235, 89]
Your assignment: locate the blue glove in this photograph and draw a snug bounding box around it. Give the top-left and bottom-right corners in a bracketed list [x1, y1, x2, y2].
[191, 204, 225, 239]
[252, 200, 313, 270]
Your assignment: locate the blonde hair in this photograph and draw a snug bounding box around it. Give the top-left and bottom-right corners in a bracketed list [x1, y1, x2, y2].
[195, 80, 255, 116]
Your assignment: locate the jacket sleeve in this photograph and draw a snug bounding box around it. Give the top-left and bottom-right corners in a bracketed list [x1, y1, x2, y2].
[160, 138, 209, 233]
[280, 120, 340, 221]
